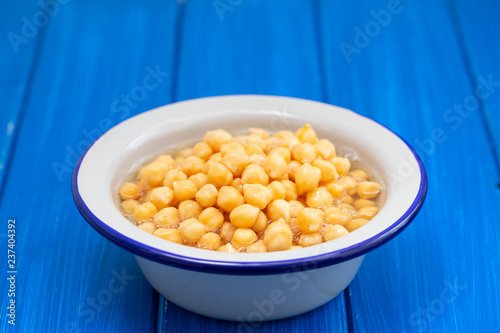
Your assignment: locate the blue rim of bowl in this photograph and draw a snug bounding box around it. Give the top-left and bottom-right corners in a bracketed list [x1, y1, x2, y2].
[72, 103, 427, 276]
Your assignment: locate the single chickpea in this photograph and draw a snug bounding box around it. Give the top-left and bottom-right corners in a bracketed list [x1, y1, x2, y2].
[201, 153, 223, 174]
[357, 206, 379, 220]
[262, 153, 288, 179]
[231, 228, 258, 250]
[153, 228, 183, 244]
[217, 243, 238, 253]
[195, 184, 218, 208]
[243, 183, 273, 209]
[273, 130, 294, 139]
[295, 163, 321, 195]
[252, 211, 269, 233]
[230, 178, 244, 194]
[149, 187, 175, 210]
[243, 144, 265, 156]
[267, 181, 287, 201]
[180, 156, 204, 177]
[241, 164, 269, 186]
[188, 173, 208, 189]
[330, 156, 351, 176]
[153, 207, 180, 228]
[312, 159, 339, 182]
[289, 200, 304, 218]
[298, 232, 323, 247]
[230, 204, 260, 228]
[142, 161, 169, 188]
[337, 203, 356, 215]
[198, 207, 225, 231]
[339, 176, 357, 196]
[249, 154, 265, 166]
[121, 199, 139, 214]
[263, 137, 282, 154]
[324, 207, 351, 226]
[197, 232, 221, 250]
[249, 127, 271, 140]
[314, 139, 336, 159]
[217, 186, 245, 213]
[295, 124, 318, 144]
[247, 134, 265, 149]
[173, 180, 198, 201]
[207, 163, 233, 188]
[222, 151, 251, 177]
[163, 169, 188, 188]
[155, 155, 175, 169]
[357, 181, 381, 199]
[268, 147, 291, 164]
[341, 194, 353, 205]
[192, 142, 213, 160]
[324, 180, 345, 200]
[178, 200, 203, 221]
[280, 135, 301, 152]
[203, 129, 233, 151]
[287, 160, 302, 181]
[247, 240, 267, 253]
[353, 199, 376, 210]
[176, 147, 193, 159]
[292, 143, 317, 164]
[266, 199, 291, 223]
[219, 222, 236, 243]
[119, 183, 141, 200]
[138, 222, 156, 234]
[263, 219, 293, 252]
[178, 218, 207, 243]
[296, 208, 324, 233]
[323, 225, 349, 241]
[348, 169, 368, 180]
[220, 142, 245, 157]
[133, 202, 158, 221]
[306, 187, 334, 208]
[345, 218, 370, 232]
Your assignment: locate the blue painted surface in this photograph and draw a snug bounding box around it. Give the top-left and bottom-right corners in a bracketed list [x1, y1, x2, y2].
[1, 0, 499, 332]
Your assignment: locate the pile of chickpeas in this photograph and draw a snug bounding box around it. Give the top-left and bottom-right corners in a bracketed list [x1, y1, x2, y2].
[119, 124, 382, 253]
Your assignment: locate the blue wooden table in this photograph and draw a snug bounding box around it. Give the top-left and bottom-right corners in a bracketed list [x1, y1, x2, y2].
[1, 0, 499, 332]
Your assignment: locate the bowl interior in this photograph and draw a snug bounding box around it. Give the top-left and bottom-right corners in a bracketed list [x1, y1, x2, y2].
[74, 95, 425, 267]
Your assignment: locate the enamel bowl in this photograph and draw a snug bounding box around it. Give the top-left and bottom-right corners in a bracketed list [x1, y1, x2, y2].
[72, 95, 427, 322]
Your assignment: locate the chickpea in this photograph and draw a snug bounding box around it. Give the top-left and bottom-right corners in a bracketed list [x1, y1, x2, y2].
[314, 139, 336, 159]
[280, 135, 301, 152]
[263, 137, 282, 154]
[217, 186, 245, 213]
[243, 184, 273, 209]
[203, 129, 233, 151]
[278, 180, 298, 201]
[173, 180, 198, 201]
[348, 169, 368, 180]
[149, 187, 175, 210]
[177, 147, 193, 159]
[341, 194, 353, 205]
[179, 218, 207, 243]
[296, 208, 324, 233]
[268, 147, 291, 164]
[339, 176, 357, 196]
[155, 155, 175, 169]
[121, 199, 139, 214]
[292, 143, 317, 164]
[263, 219, 293, 252]
[119, 183, 141, 200]
[192, 142, 213, 160]
[252, 211, 269, 233]
[231, 228, 258, 250]
[324, 207, 351, 226]
[219, 222, 236, 243]
[230, 204, 260, 228]
[138, 222, 156, 234]
[220, 142, 245, 157]
[267, 181, 287, 201]
[243, 144, 265, 156]
[180, 156, 204, 177]
[153, 207, 180, 228]
[153, 228, 182, 244]
[273, 130, 294, 139]
[295, 163, 321, 195]
[295, 124, 318, 144]
[249, 127, 271, 139]
[188, 173, 208, 189]
[197, 232, 221, 250]
[201, 153, 223, 173]
[323, 225, 349, 241]
[287, 160, 302, 181]
[230, 178, 244, 194]
[357, 206, 379, 220]
[345, 218, 370, 232]
[133, 202, 158, 221]
[353, 199, 376, 210]
[198, 207, 224, 231]
[247, 134, 265, 149]
[266, 199, 291, 223]
[163, 169, 188, 188]
[207, 163, 233, 188]
[306, 187, 333, 208]
[330, 156, 351, 176]
[249, 154, 265, 166]
[298, 232, 323, 247]
[178, 200, 203, 221]
[262, 153, 287, 179]
[217, 243, 238, 253]
[222, 151, 251, 177]
[142, 161, 169, 188]
[247, 240, 267, 253]
[312, 159, 339, 182]
[195, 184, 218, 208]
[324, 180, 346, 200]
[241, 164, 269, 186]
[289, 200, 304, 218]
[357, 181, 381, 199]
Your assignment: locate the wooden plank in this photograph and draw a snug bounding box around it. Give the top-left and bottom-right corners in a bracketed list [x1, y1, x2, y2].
[451, 0, 500, 180]
[0, 1, 180, 332]
[158, 1, 348, 332]
[319, 0, 500, 332]
[0, 0, 42, 196]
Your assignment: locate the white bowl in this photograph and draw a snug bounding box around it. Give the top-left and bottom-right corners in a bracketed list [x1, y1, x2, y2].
[72, 95, 427, 322]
